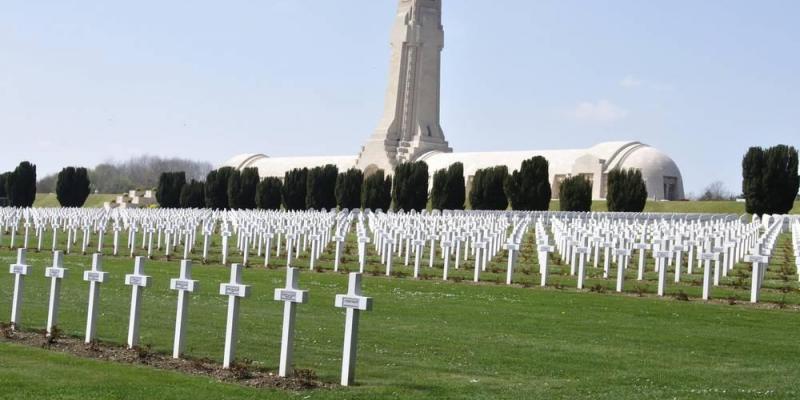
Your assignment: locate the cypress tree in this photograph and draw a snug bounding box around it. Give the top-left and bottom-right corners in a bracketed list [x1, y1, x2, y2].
[743, 145, 799, 215]
[204, 167, 234, 210]
[559, 175, 592, 212]
[6, 161, 37, 207]
[444, 162, 466, 210]
[56, 167, 91, 208]
[0, 172, 9, 204]
[392, 161, 428, 211]
[226, 169, 242, 209]
[505, 156, 551, 211]
[764, 145, 799, 215]
[282, 168, 308, 211]
[362, 169, 392, 210]
[607, 169, 647, 212]
[335, 168, 363, 210]
[230, 167, 259, 210]
[179, 180, 205, 208]
[742, 147, 767, 216]
[256, 177, 283, 210]
[306, 164, 338, 210]
[470, 166, 508, 210]
[430, 168, 448, 210]
[156, 171, 186, 208]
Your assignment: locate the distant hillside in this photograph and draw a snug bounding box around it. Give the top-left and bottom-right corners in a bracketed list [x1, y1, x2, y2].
[37, 156, 213, 193]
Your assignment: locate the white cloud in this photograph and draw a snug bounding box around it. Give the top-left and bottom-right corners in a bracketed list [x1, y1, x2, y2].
[570, 100, 629, 123]
[620, 76, 643, 88]
[620, 75, 673, 91]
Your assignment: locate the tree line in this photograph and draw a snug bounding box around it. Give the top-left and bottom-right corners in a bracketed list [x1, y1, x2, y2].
[0, 162, 92, 208]
[37, 156, 212, 194]
[4, 144, 796, 215]
[168, 156, 650, 213]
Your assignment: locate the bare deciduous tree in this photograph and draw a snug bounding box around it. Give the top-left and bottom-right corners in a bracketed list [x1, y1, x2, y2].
[698, 181, 732, 201]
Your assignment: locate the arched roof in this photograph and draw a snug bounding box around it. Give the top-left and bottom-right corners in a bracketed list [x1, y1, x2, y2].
[222, 153, 357, 178]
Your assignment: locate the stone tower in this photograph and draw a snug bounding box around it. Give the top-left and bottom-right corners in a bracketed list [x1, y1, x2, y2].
[356, 0, 452, 172]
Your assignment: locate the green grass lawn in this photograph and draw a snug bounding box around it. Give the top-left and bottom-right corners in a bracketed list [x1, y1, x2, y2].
[549, 200, 800, 214]
[34, 193, 118, 208]
[0, 230, 799, 399]
[31, 195, 800, 214]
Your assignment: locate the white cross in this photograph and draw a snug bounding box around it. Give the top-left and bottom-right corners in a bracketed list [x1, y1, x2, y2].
[384, 237, 395, 276]
[170, 259, 198, 359]
[124, 256, 151, 348]
[9, 248, 29, 330]
[700, 251, 718, 300]
[632, 242, 650, 281]
[538, 244, 555, 287]
[45, 250, 68, 336]
[653, 249, 672, 297]
[83, 253, 108, 343]
[334, 273, 373, 386]
[357, 236, 370, 273]
[333, 235, 345, 271]
[412, 238, 426, 278]
[505, 241, 521, 285]
[273, 267, 309, 377]
[441, 240, 453, 281]
[744, 252, 769, 304]
[219, 263, 250, 368]
[112, 225, 121, 256]
[221, 230, 233, 265]
[672, 243, 685, 283]
[309, 234, 320, 270]
[574, 246, 589, 289]
[615, 248, 631, 293]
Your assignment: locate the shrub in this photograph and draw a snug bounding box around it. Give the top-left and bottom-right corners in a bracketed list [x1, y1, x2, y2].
[0, 172, 9, 199]
[431, 162, 466, 210]
[179, 180, 205, 208]
[559, 175, 592, 212]
[256, 177, 282, 210]
[156, 171, 186, 208]
[430, 168, 448, 210]
[56, 167, 91, 207]
[444, 162, 466, 210]
[470, 166, 508, 210]
[205, 167, 234, 210]
[362, 169, 392, 210]
[606, 169, 647, 212]
[6, 161, 37, 207]
[306, 165, 338, 210]
[505, 156, 551, 211]
[335, 168, 363, 210]
[228, 167, 258, 210]
[392, 161, 429, 211]
[743, 145, 798, 215]
[282, 168, 308, 211]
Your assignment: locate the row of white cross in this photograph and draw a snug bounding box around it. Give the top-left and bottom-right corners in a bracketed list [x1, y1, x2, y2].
[7, 249, 373, 386]
[2, 207, 797, 304]
[542, 213, 788, 302]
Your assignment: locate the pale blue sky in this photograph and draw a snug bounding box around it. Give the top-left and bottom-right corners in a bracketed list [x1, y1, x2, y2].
[1, 0, 798, 195]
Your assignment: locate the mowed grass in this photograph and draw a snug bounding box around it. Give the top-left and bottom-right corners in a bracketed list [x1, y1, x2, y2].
[34, 194, 118, 209]
[0, 232, 799, 399]
[549, 200, 800, 214]
[30, 195, 800, 214]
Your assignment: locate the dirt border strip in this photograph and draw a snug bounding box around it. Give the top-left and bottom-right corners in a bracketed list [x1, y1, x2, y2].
[0, 324, 334, 392]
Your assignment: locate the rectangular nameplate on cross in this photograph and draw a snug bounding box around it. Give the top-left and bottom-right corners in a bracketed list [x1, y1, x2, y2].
[335, 273, 373, 311]
[125, 257, 151, 287]
[274, 267, 309, 304]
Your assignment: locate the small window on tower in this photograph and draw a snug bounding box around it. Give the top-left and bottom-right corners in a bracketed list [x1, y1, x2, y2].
[427, 126, 432, 137]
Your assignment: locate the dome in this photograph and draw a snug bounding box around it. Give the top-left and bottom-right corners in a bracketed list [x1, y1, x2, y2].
[616, 145, 684, 201]
[222, 153, 268, 170]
